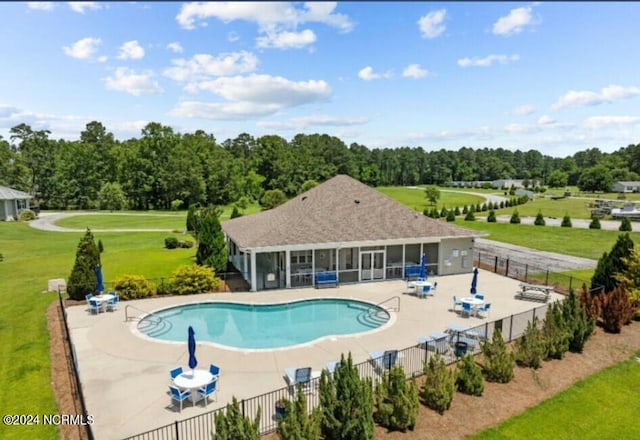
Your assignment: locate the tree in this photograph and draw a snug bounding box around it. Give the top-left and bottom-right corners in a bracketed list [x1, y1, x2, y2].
[98, 182, 127, 211]
[481, 329, 514, 383]
[300, 179, 319, 194]
[591, 233, 634, 292]
[196, 209, 228, 273]
[546, 169, 568, 188]
[67, 228, 101, 300]
[487, 209, 497, 222]
[514, 318, 545, 369]
[577, 164, 613, 192]
[319, 352, 374, 440]
[600, 284, 634, 333]
[542, 302, 570, 359]
[509, 209, 521, 224]
[614, 250, 640, 319]
[534, 211, 546, 226]
[455, 354, 484, 396]
[214, 396, 261, 440]
[562, 289, 596, 353]
[464, 209, 475, 221]
[420, 352, 456, 414]
[373, 366, 419, 432]
[277, 385, 322, 440]
[424, 185, 440, 205]
[446, 210, 456, 222]
[589, 217, 601, 229]
[230, 206, 242, 219]
[260, 189, 288, 210]
[619, 217, 632, 232]
[561, 214, 572, 227]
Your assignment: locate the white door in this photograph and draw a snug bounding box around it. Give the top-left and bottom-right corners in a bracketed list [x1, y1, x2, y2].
[360, 251, 385, 281]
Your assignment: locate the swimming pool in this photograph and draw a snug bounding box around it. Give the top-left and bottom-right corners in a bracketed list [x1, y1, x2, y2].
[136, 298, 390, 349]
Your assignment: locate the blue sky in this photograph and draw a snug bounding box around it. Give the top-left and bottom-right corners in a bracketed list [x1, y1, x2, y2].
[1, 2, 640, 157]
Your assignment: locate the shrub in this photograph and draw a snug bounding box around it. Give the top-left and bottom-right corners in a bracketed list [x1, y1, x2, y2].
[446, 210, 456, 222]
[464, 210, 475, 221]
[374, 366, 419, 432]
[455, 354, 484, 396]
[171, 265, 221, 295]
[18, 209, 36, 221]
[0, 252, 3, 262]
[170, 199, 183, 211]
[534, 211, 546, 226]
[561, 214, 572, 227]
[178, 240, 194, 249]
[562, 288, 596, 353]
[67, 228, 101, 300]
[440, 207, 447, 218]
[619, 217, 632, 232]
[509, 210, 521, 224]
[214, 396, 261, 440]
[260, 189, 287, 210]
[277, 385, 322, 440]
[514, 318, 546, 369]
[542, 302, 570, 359]
[487, 209, 497, 223]
[98, 239, 104, 253]
[454, 206, 461, 216]
[481, 329, 514, 383]
[600, 284, 634, 333]
[112, 275, 154, 300]
[589, 217, 601, 229]
[230, 206, 242, 219]
[420, 352, 456, 414]
[164, 237, 179, 249]
[591, 233, 634, 292]
[462, 205, 468, 214]
[319, 352, 374, 440]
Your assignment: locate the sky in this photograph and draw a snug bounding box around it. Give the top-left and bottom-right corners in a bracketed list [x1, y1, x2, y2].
[1, 1, 640, 157]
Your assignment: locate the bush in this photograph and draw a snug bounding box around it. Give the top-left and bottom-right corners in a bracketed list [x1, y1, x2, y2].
[509, 210, 521, 224]
[481, 329, 514, 383]
[420, 352, 456, 414]
[589, 217, 601, 229]
[464, 210, 475, 221]
[534, 211, 546, 226]
[164, 237, 179, 249]
[600, 284, 634, 333]
[98, 239, 104, 253]
[542, 302, 570, 359]
[214, 396, 261, 440]
[0, 252, 3, 262]
[170, 199, 183, 211]
[619, 217, 632, 232]
[454, 206, 461, 216]
[112, 275, 154, 300]
[277, 385, 322, 440]
[230, 206, 242, 219]
[178, 240, 194, 249]
[514, 318, 546, 369]
[18, 209, 36, 221]
[561, 214, 572, 227]
[455, 354, 484, 396]
[171, 265, 221, 295]
[446, 210, 456, 222]
[440, 207, 447, 218]
[562, 288, 596, 353]
[374, 366, 419, 432]
[487, 209, 497, 223]
[319, 352, 374, 440]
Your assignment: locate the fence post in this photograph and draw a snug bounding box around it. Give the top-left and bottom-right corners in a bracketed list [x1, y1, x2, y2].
[524, 264, 528, 283]
[546, 270, 549, 285]
[532, 307, 536, 323]
[569, 276, 573, 292]
[242, 399, 246, 417]
[509, 314, 513, 341]
[494, 256, 498, 273]
[505, 259, 510, 277]
[175, 420, 179, 440]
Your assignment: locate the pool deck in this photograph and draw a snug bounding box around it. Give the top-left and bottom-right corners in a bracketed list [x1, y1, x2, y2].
[66, 269, 563, 439]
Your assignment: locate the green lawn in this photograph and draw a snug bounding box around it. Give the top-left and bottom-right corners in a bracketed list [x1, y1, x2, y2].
[56, 212, 185, 230]
[472, 352, 640, 439]
[376, 186, 486, 212]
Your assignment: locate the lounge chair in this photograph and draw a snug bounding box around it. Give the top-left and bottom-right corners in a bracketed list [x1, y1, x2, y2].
[197, 380, 218, 407]
[169, 385, 191, 412]
[284, 367, 320, 395]
[417, 331, 450, 355]
[369, 349, 399, 373]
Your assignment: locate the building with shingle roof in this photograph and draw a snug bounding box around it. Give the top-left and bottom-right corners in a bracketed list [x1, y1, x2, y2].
[0, 186, 32, 221]
[222, 175, 484, 291]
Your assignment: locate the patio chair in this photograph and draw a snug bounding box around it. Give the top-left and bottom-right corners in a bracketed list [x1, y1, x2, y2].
[369, 349, 399, 373]
[169, 385, 191, 412]
[474, 294, 485, 301]
[209, 363, 221, 390]
[477, 303, 491, 319]
[284, 367, 319, 395]
[417, 285, 431, 298]
[461, 301, 474, 317]
[325, 360, 341, 375]
[106, 291, 119, 311]
[197, 380, 218, 407]
[452, 295, 462, 312]
[86, 295, 102, 315]
[170, 366, 183, 383]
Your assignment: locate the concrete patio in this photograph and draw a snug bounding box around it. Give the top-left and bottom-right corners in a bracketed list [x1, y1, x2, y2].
[66, 269, 563, 439]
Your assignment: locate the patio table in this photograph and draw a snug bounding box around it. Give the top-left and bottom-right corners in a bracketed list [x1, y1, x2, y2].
[174, 369, 215, 403]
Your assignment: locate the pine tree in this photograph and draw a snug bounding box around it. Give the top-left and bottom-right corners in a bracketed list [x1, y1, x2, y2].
[562, 288, 595, 353]
[196, 209, 228, 273]
[600, 284, 634, 333]
[487, 209, 497, 223]
[509, 210, 521, 224]
[319, 353, 374, 440]
[481, 329, 514, 383]
[561, 214, 572, 227]
[374, 366, 419, 431]
[591, 233, 634, 292]
[186, 203, 199, 232]
[514, 318, 546, 369]
[455, 354, 484, 396]
[67, 228, 101, 300]
[542, 302, 570, 359]
[420, 352, 456, 414]
[464, 209, 475, 221]
[619, 217, 632, 232]
[589, 217, 601, 229]
[230, 206, 242, 219]
[277, 386, 322, 440]
[214, 396, 261, 440]
[534, 211, 545, 226]
[446, 210, 456, 222]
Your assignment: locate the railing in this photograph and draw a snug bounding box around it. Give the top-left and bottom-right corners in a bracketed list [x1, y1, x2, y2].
[123, 303, 552, 440]
[375, 295, 401, 312]
[125, 304, 160, 322]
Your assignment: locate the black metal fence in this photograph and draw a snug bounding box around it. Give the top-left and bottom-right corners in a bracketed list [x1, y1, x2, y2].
[122, 303, 551, 440]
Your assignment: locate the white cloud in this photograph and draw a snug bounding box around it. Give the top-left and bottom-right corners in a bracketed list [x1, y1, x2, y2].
[167, 42, 184, 53]
[553, 85, 640, 110]
[27, 2, 54, 11]
[358, 66, 392, 81]
[68, 2, 103, 14]
[227, 31, 240, 42]
[418, 9, 446, 39]
[258, 115, 368, 130]
[98, 55, 108, 63]
[163, 51, 258, 82]
[63, 37, 102, 60]
[169, 101, 282, 120]
[512, 104, 535, 116]
[117, 40, 145, 60]
[402, 64, 428, 79]
[584, 115, 640, 130]
[256, 29, 317, 49]
[493, 6, 537, 36]
[457, 54, 519, 67]
[104, 67, 164, 96]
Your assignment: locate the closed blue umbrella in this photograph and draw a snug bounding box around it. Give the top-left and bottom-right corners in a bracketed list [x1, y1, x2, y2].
[419, 254, 427, 279]
[95, 264, 104, 294]
[188, 326, 197, 371]
[470, 267, 479, 294]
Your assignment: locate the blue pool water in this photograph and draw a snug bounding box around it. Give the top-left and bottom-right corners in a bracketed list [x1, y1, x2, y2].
[136, 299, 390, 349]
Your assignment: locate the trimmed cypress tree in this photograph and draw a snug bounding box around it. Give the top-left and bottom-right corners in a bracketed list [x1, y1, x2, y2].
[374, 366, 419, 432]
[230, 206, 242, 219]
[514, 318, 546, 369]
[589, 217, 601, 229]
[277, 385, 322, 440]
[542, 301, 570, 359]
[509, 209, 521, 224]
[196, 210, 228, 273]
[455, 353, 484, 396]
[487, 209, 497, 223]
[454, 206, 461, 216]
[600, 284, 634, 333]
[591, 233, 634, 292]
[561, 288, 595, 353]
[481, 329, 514, 383]
[619, 217, 632, 232]
[186, 203, 199, 232]
[440, 207, 448, 218]
[561, 214, 572, 227]
[534, 211, 545, 226]
[420, 352, 456, 414]
[446, 210, 456, 222]
[319, 352, 374, 440]
[214, 396, 261, 440]
[464, 209, 475, 221]
[67, 228, 101, 300]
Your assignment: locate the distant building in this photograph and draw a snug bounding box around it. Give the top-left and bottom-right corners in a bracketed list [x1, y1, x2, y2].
[612, 181, 640, 193]
[0, 186, 32, 221]
[491, 179, 540, 189]
[515, 189, 534, 200]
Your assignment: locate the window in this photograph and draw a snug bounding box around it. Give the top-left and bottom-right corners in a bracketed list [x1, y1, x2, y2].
[291, 250, 312, 265]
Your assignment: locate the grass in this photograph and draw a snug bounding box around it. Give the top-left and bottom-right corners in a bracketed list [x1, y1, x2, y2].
[495, 197, 595, 219]
[472, 351, 640, 439]
[376, 186, 485, 212]
[56, 212, 185, 230]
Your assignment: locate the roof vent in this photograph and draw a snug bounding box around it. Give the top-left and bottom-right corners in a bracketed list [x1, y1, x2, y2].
[354, 199, 360, 204]
[301, 196, 307, 201]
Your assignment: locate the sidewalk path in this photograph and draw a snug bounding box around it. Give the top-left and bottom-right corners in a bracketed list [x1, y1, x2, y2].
[29, 212, 175, 232]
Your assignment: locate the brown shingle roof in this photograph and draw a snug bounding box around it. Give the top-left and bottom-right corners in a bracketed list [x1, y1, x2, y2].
[222, 175, 482, 249]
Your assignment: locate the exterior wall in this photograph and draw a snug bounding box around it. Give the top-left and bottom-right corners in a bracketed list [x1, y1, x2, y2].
[0, 201, 7, 221]
[438, 238, 475, 276]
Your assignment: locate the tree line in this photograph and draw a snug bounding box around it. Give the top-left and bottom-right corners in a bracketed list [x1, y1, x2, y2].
[1, 121, 639, 210]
